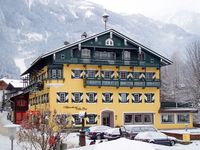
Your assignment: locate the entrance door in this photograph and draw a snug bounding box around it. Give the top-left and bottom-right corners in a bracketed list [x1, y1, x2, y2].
[101, 110, 114, 127]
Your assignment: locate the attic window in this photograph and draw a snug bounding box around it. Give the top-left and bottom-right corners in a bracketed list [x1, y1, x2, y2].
[105, 38, 114, 46]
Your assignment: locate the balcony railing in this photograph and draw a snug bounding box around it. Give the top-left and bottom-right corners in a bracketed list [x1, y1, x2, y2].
[54, 57, 160, 67]
[161, 102, 192, 108]
[23, 81, 44, 93]
[84, 78, 161, 88]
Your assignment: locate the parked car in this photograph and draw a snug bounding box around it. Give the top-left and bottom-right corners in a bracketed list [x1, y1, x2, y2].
[104, 128, 121, 141]
[120, 125, 157, 140]
[134, 131, 176, 146]
[87, 125, 111, 140]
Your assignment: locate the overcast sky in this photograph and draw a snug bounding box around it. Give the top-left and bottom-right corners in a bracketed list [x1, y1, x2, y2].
[88, 0, 200, 20]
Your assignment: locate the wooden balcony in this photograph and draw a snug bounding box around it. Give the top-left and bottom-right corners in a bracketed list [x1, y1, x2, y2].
[23, 81, 44, 93]
[84, 78, 161, 88]
[54, 57, 160, 68]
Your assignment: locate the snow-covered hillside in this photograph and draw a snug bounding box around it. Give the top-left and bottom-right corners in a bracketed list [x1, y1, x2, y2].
[0, 0, 199, 77]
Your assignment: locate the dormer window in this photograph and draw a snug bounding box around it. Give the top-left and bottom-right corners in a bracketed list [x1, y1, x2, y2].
[81, 48, 91, 58]
[105, 38, 114, 46]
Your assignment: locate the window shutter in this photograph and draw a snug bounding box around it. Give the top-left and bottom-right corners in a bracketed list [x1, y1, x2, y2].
[71, 70, 75, 78]
[152, 73, 156, 80]
[111, 71, 115, 79]
[152, 93, 155, 102]
[110, 93, 113, 102]
[71, 93, 75, 103]
[127, 72, 133, 79]
[139, 73, 145, 80]
[80, 93, 83, 102]
[56, 93, 61, 102]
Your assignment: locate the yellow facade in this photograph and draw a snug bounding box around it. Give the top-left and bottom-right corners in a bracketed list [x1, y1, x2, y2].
[25, 29, 196, 130]
[28, 64, 194, 129]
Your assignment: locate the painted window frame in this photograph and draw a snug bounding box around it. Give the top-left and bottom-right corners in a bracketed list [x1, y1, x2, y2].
[104, 71, 112, 79]
[87, 114, 97, 124]
[87, 70, 96, 79]
[74, 93, 81, 103]
[145, 93, 154, 103]
[120, 71, 128, 79]
[123, 51, 131, 60]
[124, 113, 154, 125]
[132, 93, 142, 103]
[81, 48, 91, 58]
[161, 113, 175, 124]
[177, 113, 190, 123]
[119, 93, 128, 103]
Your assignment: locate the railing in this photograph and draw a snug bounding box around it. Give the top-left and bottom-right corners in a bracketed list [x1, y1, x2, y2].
[161, 102, 192, 108]
[84, 78, 161, 88]
[54, 57, 160, 67]
[23, 81, 44, 93]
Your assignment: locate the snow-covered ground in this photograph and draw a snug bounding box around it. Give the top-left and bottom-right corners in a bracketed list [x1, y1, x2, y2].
[161, 128, 200, 134]
[64, 132, 200, 150]
[1, 111, 200, 150]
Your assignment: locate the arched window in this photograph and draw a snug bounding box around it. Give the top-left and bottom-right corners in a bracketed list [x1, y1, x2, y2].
[105, 38, 114, 46]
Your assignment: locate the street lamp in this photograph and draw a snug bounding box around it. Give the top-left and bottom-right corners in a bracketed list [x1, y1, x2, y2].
[4, 124, 21, 150]
[102, 9, 109, 30]
[79, 111, 87, 146]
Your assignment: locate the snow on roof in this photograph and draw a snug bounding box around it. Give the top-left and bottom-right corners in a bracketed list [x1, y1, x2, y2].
[0, 78, 23, 88]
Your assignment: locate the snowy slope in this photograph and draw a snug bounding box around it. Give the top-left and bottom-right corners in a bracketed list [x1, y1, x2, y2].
[0, 0, 199, 77]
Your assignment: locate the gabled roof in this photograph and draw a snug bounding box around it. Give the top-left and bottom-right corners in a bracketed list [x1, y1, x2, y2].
[0, 78, 23, 88]
[22, 29, 172, 76]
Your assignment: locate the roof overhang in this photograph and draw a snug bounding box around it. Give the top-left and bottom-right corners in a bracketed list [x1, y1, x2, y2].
[159, 108, 198, 113]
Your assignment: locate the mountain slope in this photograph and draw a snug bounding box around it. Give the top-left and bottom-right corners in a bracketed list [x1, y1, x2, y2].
[0, 0, 199, 77]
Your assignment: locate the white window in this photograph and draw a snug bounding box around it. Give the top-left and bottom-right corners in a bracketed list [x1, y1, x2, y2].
[81, 48, 91, 58]
[104, 71, 112, 79]
[89, 93, 95, 102]
[87, 70, 96, 78]
[145, 93, 154, 103]
[146, 72, 154, 80]
[134, 114, 142, 123]
[124, 113, 154, 125]
[120, 93, 128, 103]
[103, 93, 112, 103]
[74, 70, 81, 78]
[87, 114, 97, 124]
[132, 93, 141, 103]
[121, 93, 127, 102]
[124, 51, 130, 60]
[74, 93, 81, 102]
[177, 114, 190, 123]
[161, 114, 174, 124]
[105, 93, 111, 102]
[72, 114, 81, 125]
[60, 92, 66, 102]
[52, 69, 57, 79]
[124, 114, 133, 124]
[143, 114, 153, 123]
[105, 38, 114, 46]
[120, 71, 128, 79]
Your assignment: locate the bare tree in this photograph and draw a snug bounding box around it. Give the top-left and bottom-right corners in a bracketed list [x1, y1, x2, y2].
[16, 109, 72, 150]
[185, 41, 200, 108]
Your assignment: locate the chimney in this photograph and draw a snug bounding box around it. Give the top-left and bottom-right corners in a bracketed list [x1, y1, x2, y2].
[81, 32, 87, 39]
[64, 41, 70, 45]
